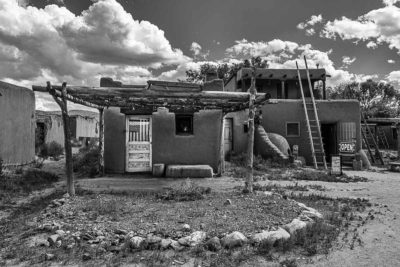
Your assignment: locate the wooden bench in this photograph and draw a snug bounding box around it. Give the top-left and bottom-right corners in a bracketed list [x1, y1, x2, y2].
[389, 162, 400, 172]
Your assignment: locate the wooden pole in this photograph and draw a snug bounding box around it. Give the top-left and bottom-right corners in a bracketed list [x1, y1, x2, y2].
[98, 108, 105, 176]
[245, 69, 257, 193]
[218, 113, 226, 176]
[322, 80, 326, 100]
[397, 123, 400, 160]
[48, 81, 75, 196]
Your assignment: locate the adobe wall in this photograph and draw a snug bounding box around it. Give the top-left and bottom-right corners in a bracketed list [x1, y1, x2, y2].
[0, 81, 35, 165]
[104, 107, 126, 173]
[44, 115, 64, 145]
[75, 116, 98, 138]
[104, 108, 223, 173]
[152, 109, 222, 172]
[228, 100, 361, 165]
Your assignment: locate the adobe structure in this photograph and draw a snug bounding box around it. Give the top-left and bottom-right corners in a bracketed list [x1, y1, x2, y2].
[0, 81, 35, 166]
[35, 110, 99, 150]
[224, 68, 362, 166]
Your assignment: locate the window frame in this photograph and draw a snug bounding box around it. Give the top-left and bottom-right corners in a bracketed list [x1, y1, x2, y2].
[286, 122, 300, 137]
[175, 114, 194, 135]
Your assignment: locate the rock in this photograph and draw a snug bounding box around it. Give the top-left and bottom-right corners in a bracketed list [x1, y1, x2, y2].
[251, 228, 290, 245]
[146, 234, 162, 244]
[283, 219, 307, 235]
[63, 193, 70, 198]
[160, 238, 173, 250]
[81, 233, 94, 240]
[224, 199, 232, 205]
[181, 224, 191, 231]
[55, 240, 62, 248]
[298, 203, 323, 219]
[27, 235, 50, 248]
[82, 253, 91, 261]
[45, 253, 55, 261]
[58, 198, 66, 204]
[55, 230, 66, 237]
[178, 231, 206, 247]
[129, 236, 145, 249]
[256, 191, 274, 197]
[48, 234, 60, 246]
[170, 240, 185, 251]
[114, 229, 128, 235]
[205, 237, 221, 251]
[221, 231, 248, 248]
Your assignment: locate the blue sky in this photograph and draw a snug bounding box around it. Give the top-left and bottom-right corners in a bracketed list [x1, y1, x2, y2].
[1, 0, 399, 110]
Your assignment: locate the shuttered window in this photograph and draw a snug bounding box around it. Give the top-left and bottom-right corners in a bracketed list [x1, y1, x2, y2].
[338, 122, 356, 142]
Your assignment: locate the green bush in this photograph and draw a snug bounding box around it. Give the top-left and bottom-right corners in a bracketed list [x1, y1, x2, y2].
[73, 145, 100, 177]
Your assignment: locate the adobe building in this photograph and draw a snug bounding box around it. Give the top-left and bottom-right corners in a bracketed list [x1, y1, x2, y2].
[35, 110, 99, 150]
[0, 81, 35, 166]
[101, 78, 224, 174]
[224, 68, 362, 166]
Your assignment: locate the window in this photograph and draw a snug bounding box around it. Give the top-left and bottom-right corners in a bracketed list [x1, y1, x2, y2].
[286, 122, 300, 137]
[176, 114, 193, 135]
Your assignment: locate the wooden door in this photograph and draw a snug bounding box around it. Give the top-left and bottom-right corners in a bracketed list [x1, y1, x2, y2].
[224, 118, 233, 159]
[126, 116, 152, 172]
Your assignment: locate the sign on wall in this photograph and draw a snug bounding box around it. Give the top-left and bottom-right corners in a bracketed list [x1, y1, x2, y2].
[331, 155, 342, 175]
[338, 141, 356, 154]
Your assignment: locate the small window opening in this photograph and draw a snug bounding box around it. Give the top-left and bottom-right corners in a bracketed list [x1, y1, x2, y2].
[176, 114, 193, 135]
[286, 122, 300, 137]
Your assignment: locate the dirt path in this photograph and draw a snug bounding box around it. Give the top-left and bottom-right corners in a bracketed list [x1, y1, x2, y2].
[287, 169, 400, 267]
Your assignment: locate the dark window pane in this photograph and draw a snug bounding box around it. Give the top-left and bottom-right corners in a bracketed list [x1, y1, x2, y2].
[287, 122, 300, 136]
[176, 114, 193, 135]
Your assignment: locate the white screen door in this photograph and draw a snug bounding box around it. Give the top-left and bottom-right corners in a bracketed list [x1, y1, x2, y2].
[126, 116, 152, 172]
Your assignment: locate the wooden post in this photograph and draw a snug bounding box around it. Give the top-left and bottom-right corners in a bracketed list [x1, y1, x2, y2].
[218, 113, 226, 176]
[48, 81, 75, 196]
[281, 80, 285, 99]
[98, 108, 105, 176]
[245, 70, 257, 193]
[322, 80, 326, 100]
[397, 123, 400, 160]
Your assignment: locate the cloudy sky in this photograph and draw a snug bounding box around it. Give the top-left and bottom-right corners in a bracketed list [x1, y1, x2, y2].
[1, 0, 399, 110]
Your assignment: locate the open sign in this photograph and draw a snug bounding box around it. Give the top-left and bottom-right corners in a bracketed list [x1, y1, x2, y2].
[339, 141, 356, 154]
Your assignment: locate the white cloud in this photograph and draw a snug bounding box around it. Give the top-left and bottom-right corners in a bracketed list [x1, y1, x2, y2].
[388, 59, 396, 63]
[366, 41, 378, 49]
[226, 39, 299, 57]
[387, 70, 400, 82]
[342, 56, 356, 68]
[297, 14, 323, 35]
[322, 5, 400, 53]
[383, 0, 400, 6]
[0, 0, 191, 110]
[190, 42, 209, 60]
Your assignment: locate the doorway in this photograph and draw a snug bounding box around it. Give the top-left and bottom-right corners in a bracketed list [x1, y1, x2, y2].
[321, 123, 337, 163]
[126, 116, 152, 172]
[224, 118, 233, 160]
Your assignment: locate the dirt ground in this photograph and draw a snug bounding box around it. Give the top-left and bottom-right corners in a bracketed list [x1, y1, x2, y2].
[77, 167, 400, 267]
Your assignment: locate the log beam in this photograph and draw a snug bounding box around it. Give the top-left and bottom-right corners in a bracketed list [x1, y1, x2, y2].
[48, 81, 75, 196]
[245, 70, 257, 193]
[98, 108, 105, 176]
[218, 113, 226, 176]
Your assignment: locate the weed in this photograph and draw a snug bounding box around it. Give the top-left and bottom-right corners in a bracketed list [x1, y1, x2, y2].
[156, 179, 211, 201]
[82, 195, 124, 220]
[73, 145, 101, 177]
[280, 258, 298, 267]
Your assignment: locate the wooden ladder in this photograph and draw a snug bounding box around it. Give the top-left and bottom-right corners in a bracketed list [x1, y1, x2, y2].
[296, 57, 327, 170]
[361, 114, 384, 165]
[377, 127, 389, 150]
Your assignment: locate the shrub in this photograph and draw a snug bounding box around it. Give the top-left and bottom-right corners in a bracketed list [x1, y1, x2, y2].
[156, 179, 211, 201]
[47, 141, 64, 159]
[73, 145, 100, 177]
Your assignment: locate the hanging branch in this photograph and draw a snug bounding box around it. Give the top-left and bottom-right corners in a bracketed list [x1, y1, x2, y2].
[48, 81, 75, 196]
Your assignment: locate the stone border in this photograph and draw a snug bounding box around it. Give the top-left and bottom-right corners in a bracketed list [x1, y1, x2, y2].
[29, 191, 324, 258]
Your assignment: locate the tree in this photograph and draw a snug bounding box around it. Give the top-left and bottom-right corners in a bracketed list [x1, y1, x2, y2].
[185, 56, 268, 83]
[329, 80, 400, 118]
